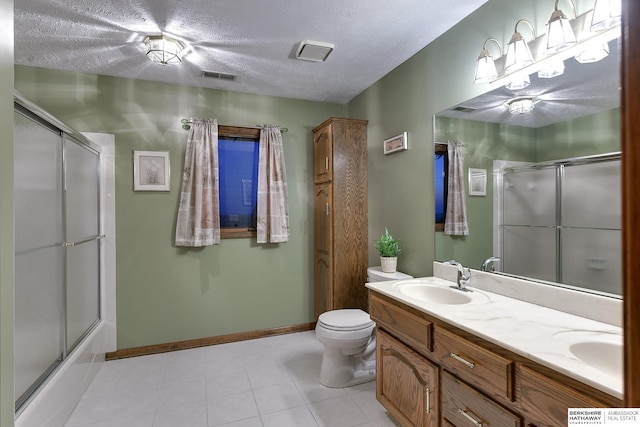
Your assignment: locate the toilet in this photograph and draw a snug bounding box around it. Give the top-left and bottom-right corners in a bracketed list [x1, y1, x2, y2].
[315, 267, 412, 388]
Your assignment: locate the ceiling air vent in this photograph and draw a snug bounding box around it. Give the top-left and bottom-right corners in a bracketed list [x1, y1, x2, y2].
[295, 40, 334, 62]
[201, 71, 237, 81]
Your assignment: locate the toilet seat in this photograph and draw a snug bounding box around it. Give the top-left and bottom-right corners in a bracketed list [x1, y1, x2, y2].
[318, 309, 374, 332]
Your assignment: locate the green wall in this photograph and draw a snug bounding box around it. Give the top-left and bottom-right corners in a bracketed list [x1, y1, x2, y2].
[0, 0, 13, 424]
[15, 66, 345, 349]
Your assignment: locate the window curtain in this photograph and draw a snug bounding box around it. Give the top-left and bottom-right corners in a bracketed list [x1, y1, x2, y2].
[444, 140, 469, 236]
[256, 124, 290, 243]
[175, 119, 221, 246]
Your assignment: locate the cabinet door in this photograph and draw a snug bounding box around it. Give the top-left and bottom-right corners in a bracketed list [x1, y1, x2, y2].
[313, 123, 333, 183]
[314, 183, 333, 256]
[315, 183, 333, 318]
[377, 329, 438, 427]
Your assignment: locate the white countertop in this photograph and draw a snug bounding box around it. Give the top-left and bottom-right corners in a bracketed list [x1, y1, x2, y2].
[366, 276, 623, 399]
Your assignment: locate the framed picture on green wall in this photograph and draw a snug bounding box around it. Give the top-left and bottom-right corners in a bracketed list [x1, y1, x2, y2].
[133, 150, 170, 191]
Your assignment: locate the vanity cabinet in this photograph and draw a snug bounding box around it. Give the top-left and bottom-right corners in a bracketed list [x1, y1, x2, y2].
[377, 329, 439, 426]
[369, 291, 622, 427]
[313, 117, 368, 318]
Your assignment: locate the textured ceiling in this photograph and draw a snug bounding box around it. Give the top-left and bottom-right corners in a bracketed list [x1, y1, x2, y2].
[14, 0, 488, 104]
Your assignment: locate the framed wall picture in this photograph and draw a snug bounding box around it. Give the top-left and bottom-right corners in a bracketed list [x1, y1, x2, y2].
[468, 168, 487, 196]
[383, 132, 408, 155]
[133, 150, 170, 191]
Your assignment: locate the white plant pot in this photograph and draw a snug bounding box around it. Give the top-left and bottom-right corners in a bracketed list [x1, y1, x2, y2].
[380, 256, 397, 273]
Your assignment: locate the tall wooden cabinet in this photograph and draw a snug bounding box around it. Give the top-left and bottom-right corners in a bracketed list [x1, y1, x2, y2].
[313, 117, 368, 319]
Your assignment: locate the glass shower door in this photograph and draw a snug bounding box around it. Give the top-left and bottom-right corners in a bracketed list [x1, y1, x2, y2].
[14, 110, 65, 406]
[64, 137, 101, 351]
[501, 168, 557, 283]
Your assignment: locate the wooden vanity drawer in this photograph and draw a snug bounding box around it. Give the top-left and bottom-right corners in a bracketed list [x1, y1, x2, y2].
[369, 293, 433, 355]
[442, 372, 521, 427]
[434, 327, 515, 402]
[518, 365, 610, 427]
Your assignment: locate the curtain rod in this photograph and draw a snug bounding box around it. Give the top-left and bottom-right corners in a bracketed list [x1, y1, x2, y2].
[434, 141, 467, 147]
[180, 119, 288, 133]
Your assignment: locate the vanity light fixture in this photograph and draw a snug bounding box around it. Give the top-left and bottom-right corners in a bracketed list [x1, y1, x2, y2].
[546, 0, 577, 54]
[505, 19, 537, 73]
[474, 38, 502, 84]
[591, 0, 622, 31]
[143, 35, 185, 65]
[507, 97, 536, 114]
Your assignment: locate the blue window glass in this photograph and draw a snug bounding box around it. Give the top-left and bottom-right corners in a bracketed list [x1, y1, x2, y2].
[218, 138, 260, 228]
[435, 151, 447, 224]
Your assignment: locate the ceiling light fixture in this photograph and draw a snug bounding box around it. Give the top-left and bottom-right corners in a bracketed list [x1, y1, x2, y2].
[546, 0, 578, 54]
[591, 0, 622, 31]
[505, 19, 536, 73]
[474, 38, 502, 84]
[144, 35, 185, 65]
[507, 97, 536, 114]
[538, 60, 565, 79]
[505, 74, 531, 91]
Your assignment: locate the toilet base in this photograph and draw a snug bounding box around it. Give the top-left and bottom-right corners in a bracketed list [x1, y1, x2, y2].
[318, 335, 376, 388]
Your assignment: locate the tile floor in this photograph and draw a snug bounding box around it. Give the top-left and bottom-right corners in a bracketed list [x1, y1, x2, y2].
[64, 331, 398, 427]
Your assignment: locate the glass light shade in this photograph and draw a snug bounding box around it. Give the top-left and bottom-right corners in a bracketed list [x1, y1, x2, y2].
[546, 9, 577, 53]
[575, 42, 610, 63]
[144, 35, 185, 65]
[474, 50, 498, 84]
[591, 0, 622, 31]
[504, 74, 530, 90]
[538, 60, 565, 78]
[508, 98, 535, 114]
[505, 33, 534, 73]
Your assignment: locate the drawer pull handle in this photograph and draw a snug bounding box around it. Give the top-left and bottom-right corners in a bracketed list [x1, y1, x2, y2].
[450, 352, 475, 368]
[425, 387, 431, 414]
[458, 408, 484, 427]
[325, 157, 329, 170]
[326, 202, 329, 216]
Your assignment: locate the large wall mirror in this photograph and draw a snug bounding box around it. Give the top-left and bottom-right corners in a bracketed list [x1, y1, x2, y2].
[434, 28, 621, 298]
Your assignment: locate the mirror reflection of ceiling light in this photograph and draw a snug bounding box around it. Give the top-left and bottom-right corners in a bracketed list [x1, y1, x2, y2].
[538, 60, 565, 78]
[144, 35, 185, 65]
[474, 38, 502, 84]
[546, 0, 577, 54]
[507, 97, 536, 114]
[575, 41, 610, 63]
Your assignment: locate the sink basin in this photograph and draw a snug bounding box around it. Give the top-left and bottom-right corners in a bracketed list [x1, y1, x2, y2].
[398, 283, 473, 304]
[391, 278, 487, 305]
[569, 340, 623, 379]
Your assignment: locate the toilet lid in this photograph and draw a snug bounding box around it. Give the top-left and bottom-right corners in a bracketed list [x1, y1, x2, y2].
[318, 309, 374, 331]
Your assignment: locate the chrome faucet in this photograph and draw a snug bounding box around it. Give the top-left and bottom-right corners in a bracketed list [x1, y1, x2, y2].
[443, 260, 472, 292]
[481, 256, 501, 272]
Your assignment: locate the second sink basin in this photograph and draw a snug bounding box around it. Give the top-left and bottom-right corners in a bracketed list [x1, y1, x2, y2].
[392, 278, 488, 305]
[569, 340, 623, 379]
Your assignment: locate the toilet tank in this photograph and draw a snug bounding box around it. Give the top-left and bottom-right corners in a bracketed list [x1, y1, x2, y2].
[367, 266, 412, 283]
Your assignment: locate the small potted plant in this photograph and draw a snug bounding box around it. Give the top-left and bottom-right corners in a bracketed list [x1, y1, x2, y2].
[374, 228, 402, 273]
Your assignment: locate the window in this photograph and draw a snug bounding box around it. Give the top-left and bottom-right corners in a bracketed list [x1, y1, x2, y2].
[218, 126, 260, 239]
[435, 143, 448, 231]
